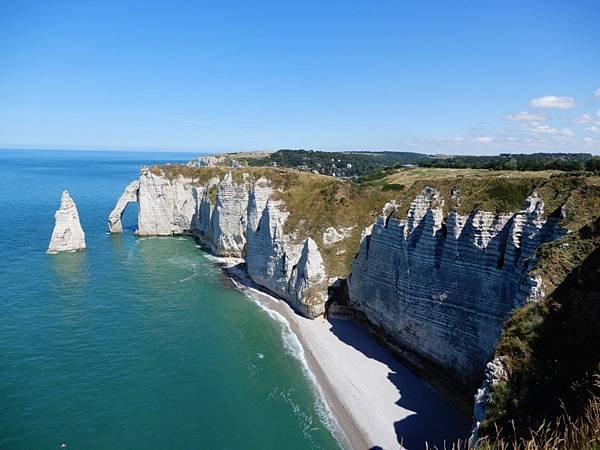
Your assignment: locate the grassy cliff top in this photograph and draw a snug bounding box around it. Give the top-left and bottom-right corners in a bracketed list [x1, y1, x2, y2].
[150, 164, 397, 276]
[383, 168, 577, 215]
[150, 164, 598, 279]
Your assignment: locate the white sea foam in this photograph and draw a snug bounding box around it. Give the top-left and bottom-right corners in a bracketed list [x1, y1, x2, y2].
[268, 387, 323, 445]
[176, 275, 195, 283]
[116, 234, 343, 444]
[203, 254, 242, 268]
[227, 276, 344, 446]
[137, 236, 190, 242]
[203, 254, 226, 263]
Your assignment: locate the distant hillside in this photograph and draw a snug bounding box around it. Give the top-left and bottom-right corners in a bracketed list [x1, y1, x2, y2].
[422, 152, 598, 172]
[239, 149, 600, 179]
[243, 149, 424, 178]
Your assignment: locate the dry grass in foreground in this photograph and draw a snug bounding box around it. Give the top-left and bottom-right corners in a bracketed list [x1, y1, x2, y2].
[476, 395, 600, 450]
[424, 393, 600, 450]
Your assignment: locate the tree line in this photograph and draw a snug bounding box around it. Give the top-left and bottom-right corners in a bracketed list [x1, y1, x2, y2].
[245, 149, 600, 178]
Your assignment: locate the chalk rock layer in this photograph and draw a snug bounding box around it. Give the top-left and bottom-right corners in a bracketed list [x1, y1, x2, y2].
[136, 169, 197, 236]
[206, 172, 249, 256]
[48, 191, 86, 253]
[108, 180, 139, 233]
[109, 171, 328, 317]
[348, 187, 565, 391]
[245, 180, 327, 316]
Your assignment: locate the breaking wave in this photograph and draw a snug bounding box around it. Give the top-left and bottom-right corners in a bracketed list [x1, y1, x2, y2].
[227, 276, 346, 448]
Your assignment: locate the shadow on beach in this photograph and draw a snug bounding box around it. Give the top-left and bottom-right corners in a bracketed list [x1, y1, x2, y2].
[328, 319, 470, 450]
[222, 262, 470, 449]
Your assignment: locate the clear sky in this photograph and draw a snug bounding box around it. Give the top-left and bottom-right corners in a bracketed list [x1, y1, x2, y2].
[1, 0, 599, 154]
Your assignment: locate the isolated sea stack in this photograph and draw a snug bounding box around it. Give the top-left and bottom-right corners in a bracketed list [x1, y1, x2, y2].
[47, 191, 86, 253]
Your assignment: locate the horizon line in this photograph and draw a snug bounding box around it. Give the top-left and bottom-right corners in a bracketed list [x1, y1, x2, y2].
[0, 147, 597, 157]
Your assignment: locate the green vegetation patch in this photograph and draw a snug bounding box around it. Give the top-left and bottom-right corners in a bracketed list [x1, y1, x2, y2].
[484, 180, 533, 211]
[152, 165, 230, 184]
[246, 149, 424, 178]
[244, 149, 597, 180]
[151, 164, 293, 187]
[272, 175, 398, 277]
[207, 185, 219, 204]
[152, 164, 599, 296]
[481, 188, 600, 443]
[476, 392, 600, 450]
[388, 176, 543, 216]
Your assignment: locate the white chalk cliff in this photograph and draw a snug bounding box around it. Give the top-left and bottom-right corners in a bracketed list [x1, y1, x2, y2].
[347, 186, 566, 391]
[137, 169, 197, 236]
[109, 171, 328, 316]
[109, 170, 569, 412]
[48, 191, 86, 253]
[245, 179, 327, 316]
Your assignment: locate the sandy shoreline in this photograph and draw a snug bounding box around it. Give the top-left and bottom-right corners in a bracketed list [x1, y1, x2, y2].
[219, 262, 469, 450]
[222, 265, 367, 449]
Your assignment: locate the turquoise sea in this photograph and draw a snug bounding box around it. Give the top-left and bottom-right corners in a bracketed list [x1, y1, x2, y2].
[0, 150, 340, 449]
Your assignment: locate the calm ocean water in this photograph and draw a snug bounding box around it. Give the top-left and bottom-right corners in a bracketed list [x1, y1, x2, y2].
[0, 150, 340, 449]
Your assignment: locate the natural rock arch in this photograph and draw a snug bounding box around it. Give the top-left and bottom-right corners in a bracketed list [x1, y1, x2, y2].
[108, 180, 139, 233]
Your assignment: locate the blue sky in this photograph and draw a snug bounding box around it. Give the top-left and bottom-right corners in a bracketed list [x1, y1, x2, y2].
[1, 1, 599, 154]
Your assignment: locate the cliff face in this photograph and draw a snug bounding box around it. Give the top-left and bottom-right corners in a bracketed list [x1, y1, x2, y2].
[137, 170, 197, 236]
[206, 172, 249, 256]
[477, 208, 600, 442]
[48, 191, 86, 253]
[348, 186, 565, 391]
[111, 165, 596, 426]
[111, 169, 569, 341]
[245, 179, 327, 316]
[110, 170, 328, 317]
[108, 180, 139, 233]
[110, 165, 596, 435]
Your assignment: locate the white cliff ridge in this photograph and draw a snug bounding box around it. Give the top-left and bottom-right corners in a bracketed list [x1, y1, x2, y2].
[471, 357, 508, 444]
[137, 169, 197, 236]
[48, 191, 86, 253]
[109, 171, 328, 317]
[245, 182, 328, 316]
[109, 171, 569, 416]
[348, 187, 566, 392]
